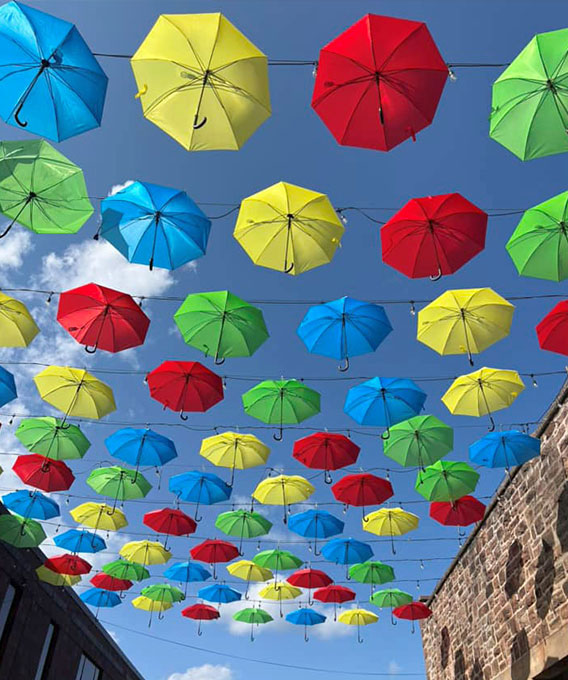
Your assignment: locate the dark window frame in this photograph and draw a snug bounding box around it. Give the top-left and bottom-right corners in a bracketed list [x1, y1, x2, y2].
[0, 581, 21, 656]
[75, 653, 102, 680]
[34, 621, 58, 680]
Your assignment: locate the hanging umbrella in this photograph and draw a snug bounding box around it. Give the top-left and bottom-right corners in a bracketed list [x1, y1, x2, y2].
[362, 508, 419, 554]
[119, 540, 172, 566]
[227, 560, 273, 597]
[253, 549, 303, 580]
[2, 490, 59, 520]
[81, 588, 121, 610]
[259, 581, 302, 618]
[252, 475, 315, 523]
[87, 466, 152, 511]
[415, 460, 480, 502]
[292, 432, 360, 483]
[370, 588, 413, 625]
[200, 432, 270, 487]
[0, 1, 107, 141]
[344, 377, 426, 437]
[537, 300, 568, 355]
[182, 603, 220, 635]
[169, 471, 231, 521]
[242, 379, 321, 440]
[36, 565, 80, 587]
[383, 415, 453, 469]
[215, 510, 272, 553]
[392, 601, 432, 633]
[381, 194, 488, 280]
[442, 367, 525, 430]
[16, 417, 90, 461]
[102, 559, 149, 582]
[417, 289, 515, 365]
[234, 182, 344, 276]
[490, 29, 568, 161]
[146, 361, 223, 419]
[44, 554, 91, 576]
[297, 297, 392, 371]
[430, 495, 486, 529]
[90, 573, 132, 593]
[287, 569, 333, 605]
[0, 291, 39, 346]
[13, 454, 74, 492]
[469, 431, 540, 470]
[100, 181, 211, 270]
[0, 513, 45, 548]
[349, 561, 395, 596]
[331, 473, 393, 518]
[131, 595, 172, 625]
[190, 539, 240, 579]
[0, 366, 16, 407]
[143, 508, 196, 545]
[286, 607, 326, 642]
[321, 538, 373, 578]
[288, 509, 344, 555]
[338, 608, 378, 643]
[313, 585, 355, 621]
[198, 583, 242, 606]
[164, 561, 212, 586]
[312, 14, 448, 151]
[53, 529, 106, 554]
[105, 427, 177, 480]
[57, 284, 150, 354]
[0, 140, 93, 239]
[233, 607, 273, 641]
[174, 291, 269, 364]
[141, 584, 185, 606]
[70, 503, 127, 532]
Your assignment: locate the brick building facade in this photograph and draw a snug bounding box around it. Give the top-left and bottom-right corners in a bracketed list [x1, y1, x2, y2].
[420, 382, 568, 680]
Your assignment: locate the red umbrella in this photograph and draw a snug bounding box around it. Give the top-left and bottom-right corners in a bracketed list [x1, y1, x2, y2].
[44, 554, 92, 576]
[57, 283, 150, 354]
[293, 433, 360, 483]
[312, 14, 448, 151]
[190, 539, 239, 579]
[13, 454, 75, 492]
[182, 603, 220, 635]
[537, 301, 568, 356]
[393, 601, 432, 632]
[146, 361, 224, 419]
[288, 568, 333, 604]
[331, 473, 393, 518]
[143, 508, 197, 545]
[90, 573, 133, 592]
[381, 194, 488, 280]
[429, 496, 485, 530]
[313, 584, 355, 620]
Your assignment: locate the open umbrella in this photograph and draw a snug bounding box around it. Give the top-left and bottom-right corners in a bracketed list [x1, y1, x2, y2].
[286, 607, 326, 642]
[253, 549, 303, 582]
[321, 538, 373, 578]
[2, 490, 59, 520]
[81, 588, 121, 611]
[119, 540, 171, 566]
[53, 529, 105, 554]
[362, 508, 419, 554]
[430, 496, 486, 537]
[383, 415, 453, 469]
[102, 560, 149, 582]
[16, 417, 90, 461]
[469, 431, 540, 470]
[141, 584, 185, 609]
[288, 569, 333, 605]
[415, 460, 480, 502]
[370, 588, 413, 625]
[234, 182, 344, 276]
[132, 596, 172, 626]
[537, 300, 568, 355]
[381, 194, 488, 280]
[393, 601, 432, 633]
[36, 565, 80, 587]
[87, 466, 151, 511]
[349, 561, 395, 596]
[259, 581, 302, 618]
[143, 508, 197, 546]
[90, 573, 133, 593]
[13, 454, 74, 492]
[288, 509, 344, 556]
[338, 608, 378, 643]
[313, 584, 355, 621]
[292, 432, 360, 484]
[252, 475, 315, 523]
[182, 603, 220, 635]
[331, 473, 393, 519]
[0, 366, 16, 407]
[227, 560, 273, 598]
[0, 513, 45, 548]
[233, 607, 273, 641]
[44, 554, 91, 576]
[0, 291, 39, 346]
[169, 471, 231, 521]
[190, 539, 239, 579]
[215, 510, 272, 553]
[200, 432, 270, 487]
[70, 503, 127, 533]
[164, 561, 211, 597]
[105, 428, 177, 478]
[198, 583, 242, 606]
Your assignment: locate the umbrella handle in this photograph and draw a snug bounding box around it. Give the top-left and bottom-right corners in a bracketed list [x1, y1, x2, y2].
[214, 356, 225, 366]
[324, 470, 333, 485]
[180, 412, 188, 421]
[338, 357, 349, 373]
[14, 100, 28, 128]
[284, 262, 294, 274]
[193, 115, 207, 130]
[197, 621, 203, 636]
[273, 429, 283, 442]
[250, 624, 255, 642]
[429, 267, 442, 282]
[304, 627, 309, 642]
[85, 345, 97, 354]
[357, 624, 363, 643]
[381, 428, 391, 440]
[391, 610, 397, 626]
[487, 415, 496, 432]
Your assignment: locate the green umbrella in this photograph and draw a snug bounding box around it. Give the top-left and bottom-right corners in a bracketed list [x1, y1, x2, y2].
[490, 29, 568, 161]
[86, 466, 152, 510]
[141, 583, 185, 604]
[102, 559, 150, 582]
[383, 415, 453, 468]
[0, 139, 93, 238]
[174, 290, 269, 364]
[215, 510, 273, 553]
[242, 379, 321, 441]
[233, 607, 273, 641]
[253, 549, 303, 581]
[0, 513, 46, 548]
[415, 460, 480, 502]
[16, 417, 90, 461]
[506, 192, 568, 281]
[349, 561, 395, 596]
[370, 588, 413, 625]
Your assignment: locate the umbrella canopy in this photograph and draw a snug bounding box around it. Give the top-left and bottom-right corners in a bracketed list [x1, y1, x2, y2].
[215, 510, 272, 553]
[537, 300, 568, 355]
[164, 561, 211, 583]
[313, 584, 355, 620]
[490, 28, 568, 161]
[169, 471, 231, 521]
[81, 588, 121, 609]
[233, 607, 273, 640]
[200, 432, 270, 487]
[36, 565, 80, 587]
[286, 607, 326, 640]
[70, 503, 127, 532]
[288, 509, 344, 555]
[383, 415, 453, 468]
[227, 560, 273, 596]
[13, 454, 74, 492]
[0, 291, 39, 346]
[44, 554, 91, 576]
[331, 473, 393, 517]
[430, 496, 486, 527]
[415, 460, 480, 502]
[370, 588, 413, 608]
[141, 584, 185, 604]
[297, 297, 392, 371]
[259, 582, 302, 600]
[182, 603, 219, 635]
[90, 573, 133, 592]
[381, 194, 488, 280]
[132, 596, 172, 614]
[292, 432, 360, 482]
[0, 366, 16, 407]
[469, 430, 540, 469]
[198, 583, 242, 605]
[287, 568, 333, 590]
[191, 540, 240, 577]
[253, 549, 303, 573]
[338, 608, 378, 642]
[16, 417, 90, 461]
[349, 561, 395, 589]
[131, 12, 270, 151]
[2, 490, 59, 520]
[321, 538, 373, 572]
[174, 291, 269, 363]
[102, 560, 149, 582]
[234, 182, 344, 276]
[86, 466, 152, 503]
[101, 181, 211, 270]
[119, 540, 172, 566]
[53, 529, 106, 554]
[393, 601, 432, 631]
[143, 508, 197, 538]
[362, 508, 419, 554]
[0, 2, 107, 141]
[105, 427, 177, 471]
[252, 475, 315, 523]
[0, 513, 45, 548]
[417, 288, 515, 365]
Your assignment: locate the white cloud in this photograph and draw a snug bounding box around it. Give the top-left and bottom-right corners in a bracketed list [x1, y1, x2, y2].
[167, 664, 234, 680]
[388, 661, 402, 677]
[0, 229, 33, 271]
[108, 180, 135, 197]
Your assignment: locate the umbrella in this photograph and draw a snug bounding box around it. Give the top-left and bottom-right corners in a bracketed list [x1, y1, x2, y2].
[490, 29, 568, 161]
[174, 291, 269, 364]
[362, 508, 419, 554]
[105, 428, 177, 478]
[331, 473, 393, 518]
[312, 14, 448, 151]
[370, 588, 413, 625]
[381, 194, 488, 280]
[81, 588, 121, 610]
[292, 432, 360, 484]
[349, 561, 395, 596]
[100, 181, 211, 270]
[287, 569, 333, 605]
[87, 466, 152, 511]
[259, 582, 302, 618]
[119, 540, 171, 566]
[146, 361, 223, 419]
[190, 539, 240, 579]
[169, 471, 231, 521]
[227, 560, 273, 597]
[13, 454, 74, 492]
[417, 289, 515, 365]
[234, 182, 344, 276]
[182, 603, 220, 635]
[141, 584, 185, 607]
[242, 379, 321, 440]
[0, 366, 16, 407]
[0, 140, 93, 239]
[131, 12, 270, 151]
[70, 503, 127, 532]
[253, 549, 303, 581]
[16, 417, 90, 461]
[2, 490, 59, 520]
[215, 510, 272, 553]
[537, 300, 568, 355]
[321, 538, 373, 578]
[0, 291, 39, 346]
[199, 432, 270, 487]
[344, 377, 426, 437]
[297, 297, 392, 371]
[469, 431, 540, 470]
[143, 508, 196, 545]
[392, 601, 432, 633]
[233, 607, 273, 641]
[338, 608, 378, 643]
[430, 496, 486, 535]
[53, 529, 106, 554]
[198, 583, 242, 606]
[36, 565, 80, 587]
[442, 367, 525, 430]
[383, 415, 453, 469]
[164, 561, 212, 588]
[288, 509, 344, 555]
[102, 560, 149, 582]
[252, 475, 315, 523]
[313, 585, 355, 621]
[132, 595, 172, 625]
[506, 192, 568, 281]
[286, 607, 326, 642]
[44, 554, 91, 576]
[90, 573, 132, 593]
[415, 460, 480, 502]
[0, 513, 45, 548]
[57, 283, 150, 354]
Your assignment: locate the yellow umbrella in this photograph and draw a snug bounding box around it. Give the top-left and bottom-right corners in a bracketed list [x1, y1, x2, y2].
[0, 291, 39, 346]
[259, 581, 301, 617]
[417, 288, 514, 365]
[252, 474, 315, 523]
[338, 608, 378, 642]
[132, 595, 172, 613]
[36, 565, 81, 587]
[227, 559, 273, 597]
[362, 508, 419, 554]
[33, 366, 116, 419]
[442, 367, 525, 430]
[199, 432, 270, 486]
[131, 13, 270, 151]
[234, 182, 345, 276]
[120, 540, 172, 565]
[70, 503, 128, 532]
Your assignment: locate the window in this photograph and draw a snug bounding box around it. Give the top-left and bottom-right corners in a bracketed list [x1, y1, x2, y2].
[34, 622, 57, 680]
[75, 654, 101, 680]
[0, 583, 19, 644]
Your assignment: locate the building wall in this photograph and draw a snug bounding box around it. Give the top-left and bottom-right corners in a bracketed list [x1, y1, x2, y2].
[420, 385, 568, 680]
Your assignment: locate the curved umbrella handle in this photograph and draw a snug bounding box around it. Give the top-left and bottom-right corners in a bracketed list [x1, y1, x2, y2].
[180, 412, 189, 421]
[429, 267, 442, 282]
[0, 222, 14, 239]
[273, 429, 283, 442]
[193, 115, 207, 130]
[14, 100, 28, 128]
[338, 357, 350, 372]
[250, 624, 255, 642]
[381, 428, 391, 440]
[85, 345, 97, 354]
[197, 621, 203, 636]
[284, 262, 294, 274]
[324, 470, 333, 485]
[357, 624, 364, 643]
[487, 415, 496, 432]
[214, 355, 226, 366]
[304, 628, 309, 642]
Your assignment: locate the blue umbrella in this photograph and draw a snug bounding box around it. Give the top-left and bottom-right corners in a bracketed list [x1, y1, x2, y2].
[168, 471, 231, 522]
[164, 561, 211, 596]
[80, 588, 121, 609]
[344, 377, 426, 437]
[100, 181, 211, 271]
[321, 538, 373, 578]
[297, 297, 392, 371]
[469, 431, 540, 470]
[105, 428, 177, 475]
[0, 366, 16, 408]
[2, 490, 59, 520]
[198, 583, 241, 606]
[288, 509, 344, 555]
[286, 607, 327, 641]
[0, 2, 107, 141]
[54, 529, 106, 554]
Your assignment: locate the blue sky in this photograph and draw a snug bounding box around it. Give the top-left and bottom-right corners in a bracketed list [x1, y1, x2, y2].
[1, 1, 568, 679]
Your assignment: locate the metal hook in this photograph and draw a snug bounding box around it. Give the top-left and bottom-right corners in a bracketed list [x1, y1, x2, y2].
[338, 357, 349, 373]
